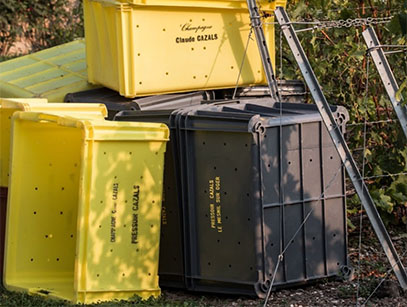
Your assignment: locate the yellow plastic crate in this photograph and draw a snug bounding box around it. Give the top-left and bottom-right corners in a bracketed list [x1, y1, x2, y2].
[84, 0, 286, 97]
[0, 98, 107, 187]
[4, 112, 169, 303]
[0, 40, 98, 101]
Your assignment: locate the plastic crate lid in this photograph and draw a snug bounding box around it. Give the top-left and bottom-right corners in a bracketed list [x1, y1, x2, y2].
[0, 40, 98, 102]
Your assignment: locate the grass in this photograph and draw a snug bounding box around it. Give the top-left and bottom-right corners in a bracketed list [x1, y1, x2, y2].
[0, 287, 209, 307]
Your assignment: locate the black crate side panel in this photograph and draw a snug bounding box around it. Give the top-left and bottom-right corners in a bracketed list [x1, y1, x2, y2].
[185, 129, 260, 287]
[262, 120, 347, 286]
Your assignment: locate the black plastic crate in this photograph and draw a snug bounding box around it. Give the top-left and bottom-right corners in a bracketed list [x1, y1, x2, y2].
[65, 81, 306, 120]
[217, 80, 307, 103]
[173, 101, 349, 297]
[115, 100, 350, 296]
[65, 89, 214, 119]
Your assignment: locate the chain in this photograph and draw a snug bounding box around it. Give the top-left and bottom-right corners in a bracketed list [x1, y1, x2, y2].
[266, 16, 393, 32]
[314, 16, 393, 29]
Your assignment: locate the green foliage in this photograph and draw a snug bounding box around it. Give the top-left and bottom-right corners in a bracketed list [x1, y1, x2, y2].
[280, 0, 407, 225]
[0, 0, 83, 56]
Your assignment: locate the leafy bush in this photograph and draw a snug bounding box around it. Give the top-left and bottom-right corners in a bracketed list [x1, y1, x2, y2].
[0, 0, 83, 56]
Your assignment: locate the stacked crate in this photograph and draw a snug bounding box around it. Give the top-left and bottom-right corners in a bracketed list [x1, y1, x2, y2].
[114, 99, 350, 296]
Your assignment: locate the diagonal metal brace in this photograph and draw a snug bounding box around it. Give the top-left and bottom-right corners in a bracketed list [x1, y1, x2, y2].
[274, 7, 407, 289]
[362, 27, 407, 140]
[246, 0, 281, 102]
